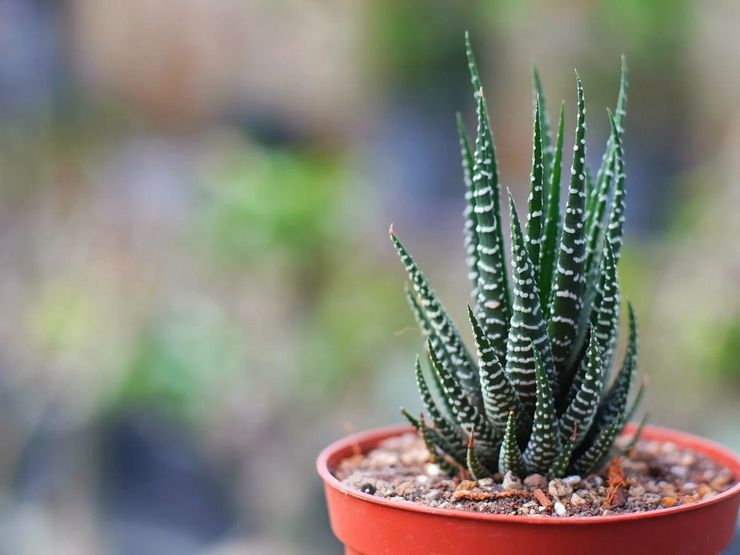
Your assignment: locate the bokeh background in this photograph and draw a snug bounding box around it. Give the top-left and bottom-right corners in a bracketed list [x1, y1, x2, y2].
[0, 1, 738, 553]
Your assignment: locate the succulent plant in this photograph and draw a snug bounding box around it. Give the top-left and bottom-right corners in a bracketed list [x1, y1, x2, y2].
[394, 34, 645, 479]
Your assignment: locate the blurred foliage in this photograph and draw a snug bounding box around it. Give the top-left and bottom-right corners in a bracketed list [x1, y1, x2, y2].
[118, 302, 245, 421]
[201, 146, 345, 266]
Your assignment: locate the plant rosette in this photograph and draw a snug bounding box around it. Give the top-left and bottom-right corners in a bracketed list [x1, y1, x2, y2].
[318, 424, 740, 555]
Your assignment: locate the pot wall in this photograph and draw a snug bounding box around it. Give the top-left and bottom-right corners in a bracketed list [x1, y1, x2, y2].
[318, 424, 740, 555]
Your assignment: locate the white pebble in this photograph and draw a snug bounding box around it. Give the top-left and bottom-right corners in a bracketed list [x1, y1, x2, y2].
[424, 463, 442, 477]
[554, 501, 567, 516]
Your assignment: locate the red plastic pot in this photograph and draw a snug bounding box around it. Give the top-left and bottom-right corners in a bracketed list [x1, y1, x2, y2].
[318, 424, 740, 555]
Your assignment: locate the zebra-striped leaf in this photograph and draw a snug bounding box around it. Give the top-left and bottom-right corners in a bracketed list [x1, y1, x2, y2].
[391, 231, 481, 403]
[466, 431, 492, 479]
[498, 411, 527, 476]
[419, 414, 461, 475]
[466, 34, 511, 360]
[572, 411, 623, 475]
[414, 356, 466, 462]
[428, 342, 498, 463]
[549, 73, 589, 384]
[468, 306, 519, 433]
[533, 66, 555, 196]
[525, 96, 546, 277]
[559, 333, 604, 445]
[595, 302, 637, 430]
[548, 424, 578, 479]
[523, 348, 560, 474]
[538, 102, 565, 312]
[589, 55, 628, 217]
[606, 110, 627, 265]
[457, 113, 480, 299]
[506, 192, 557, 409]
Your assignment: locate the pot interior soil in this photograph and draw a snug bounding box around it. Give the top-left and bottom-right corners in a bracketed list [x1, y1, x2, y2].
[335, 433, 737, 518]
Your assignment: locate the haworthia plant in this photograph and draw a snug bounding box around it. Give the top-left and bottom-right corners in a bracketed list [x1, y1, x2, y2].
[396, 35, 645, 479]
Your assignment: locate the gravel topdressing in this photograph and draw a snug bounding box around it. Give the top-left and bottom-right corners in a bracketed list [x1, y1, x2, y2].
[335, 433, 736, 517]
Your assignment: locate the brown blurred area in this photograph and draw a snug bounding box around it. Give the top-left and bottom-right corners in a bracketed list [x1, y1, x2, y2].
[0, 1, 737, 553]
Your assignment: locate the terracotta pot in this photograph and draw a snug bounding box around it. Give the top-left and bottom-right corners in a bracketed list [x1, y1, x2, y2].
[318, 424, 740, 555]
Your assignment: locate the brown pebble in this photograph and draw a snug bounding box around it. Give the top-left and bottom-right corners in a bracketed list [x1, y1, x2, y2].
[523, 473, 547, 489]
[661, 496, 678, 507]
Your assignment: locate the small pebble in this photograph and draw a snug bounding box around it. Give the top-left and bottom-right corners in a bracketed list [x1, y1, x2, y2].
[628, 484, 645, 498]
[524, 473, 547, 489]
[424, 490, 442, 502]
[562, 475, 582, 487]
[553, 501, 567, 516]
[548, 479, 573, 498]
[643, 493, 662, 504]
[570, 493, 587, 506]
[477, 478, 494, 487]
[502, 471, 522, 491]
[424, 463, 442, 477]
[396, 481, 416, 496]
[670, 465, 688, 479]
[680, 481, 697, 493]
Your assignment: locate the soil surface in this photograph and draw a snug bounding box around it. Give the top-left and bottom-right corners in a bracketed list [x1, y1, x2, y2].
[335, 433, 736, 517]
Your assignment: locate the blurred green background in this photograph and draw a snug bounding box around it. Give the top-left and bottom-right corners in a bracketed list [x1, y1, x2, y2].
[0, 1, 738, 553]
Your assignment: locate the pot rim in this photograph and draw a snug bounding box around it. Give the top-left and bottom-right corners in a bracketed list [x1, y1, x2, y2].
[317, 423, 740, 525]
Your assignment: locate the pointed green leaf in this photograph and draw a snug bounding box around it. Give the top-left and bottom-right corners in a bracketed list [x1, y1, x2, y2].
[466, 35, 511, 360]
[625, 377, 646, 423]
[391, 231, 481, 403]
[548, 73, 589, 381]
[569, 235, 621, 371]
[584, 112, 619, 278]
[413, 357, 466, 463]
[606, 111, 627, 265]
[559, 334, 604, 446]
[525, 96, 545, 277]
[548, 424, 578, 479]
[468, 305, 519, 432]
[457, 113, 480, 299]
[532, 66, 554, 194]
[594, 303, 637, 431]
[428, 342, 498, 462]
[405, 283, 432, 336]
[523, 348, 561, 474]
[572, 411, 622, 475]
[466, 431, 492, 479]
[622, 411, 648, 455]
[506, 192, 557, 409]
[538, 102, 565, 312]
[420, 414, 460, 475]
[590, 55, 628, 215]
[498, 411, 527, 477]
[588, 242, 621, 373]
